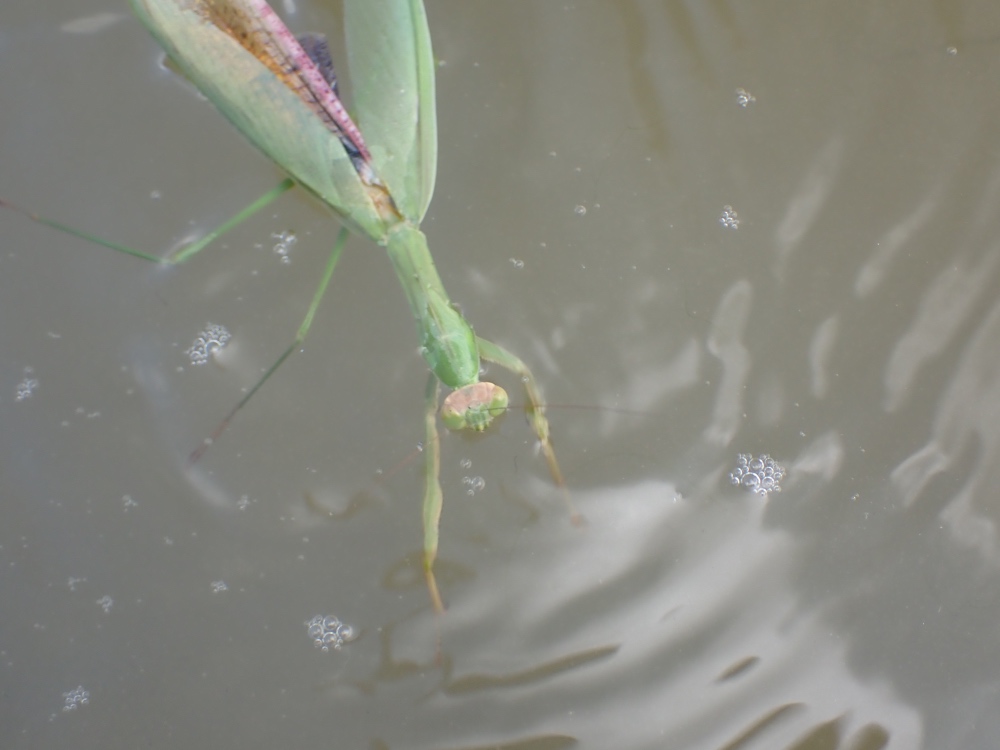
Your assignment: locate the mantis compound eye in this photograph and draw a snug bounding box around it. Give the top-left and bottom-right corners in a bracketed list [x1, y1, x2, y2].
[440, 382, 509, 431]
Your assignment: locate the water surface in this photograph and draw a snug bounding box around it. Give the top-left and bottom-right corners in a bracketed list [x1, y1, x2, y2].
[3, 2, 1000, 748]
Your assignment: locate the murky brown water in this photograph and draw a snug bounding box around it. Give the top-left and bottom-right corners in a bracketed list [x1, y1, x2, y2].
[4, 1, 1000, 748]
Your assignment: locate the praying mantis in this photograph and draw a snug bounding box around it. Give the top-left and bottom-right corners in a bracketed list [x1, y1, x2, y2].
[6, 0, 574, 612]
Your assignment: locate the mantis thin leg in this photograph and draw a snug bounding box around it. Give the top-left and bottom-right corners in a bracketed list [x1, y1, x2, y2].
[2, 177, 349, 462]
[476, 336, 583, 525]
[0, 177, 295, 264]
[170, 178, 295, 263]
[189, 225, 350, 464]
[422, 373, 446, 613]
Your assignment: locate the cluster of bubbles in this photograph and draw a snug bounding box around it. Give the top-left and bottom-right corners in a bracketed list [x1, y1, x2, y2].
[186, 323, 232, 365]
[62, 686, 89, 712]
[271, 230, 298, 264]
[458, 458, 486, 496]
[719, 205, 740, 230]
[462, 475, 486, 496]
[729, 453, 785, 496]
[306, 615, 357, 652]
[96, 595, 113, 614]
[16, 367, 38, 401]
[210, 581, 228, 593]
[735, 87, 756, 108]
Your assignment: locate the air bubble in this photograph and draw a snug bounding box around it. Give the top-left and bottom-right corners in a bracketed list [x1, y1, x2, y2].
[719, 205, 740, 230]
[62, 686, 89, 711]
[729, 453, 785, 497]
[459, 458, 472, 470]
[306, 614, 357, 652]
[574, 205, 587, 216]
[735, 88, 756, 108]
[462, 475, 486, 496]
[321, 615, 339, 630]
[16, 367, 38, 401]
[271, 230, 298, 264]
[186, 323, 231, 365]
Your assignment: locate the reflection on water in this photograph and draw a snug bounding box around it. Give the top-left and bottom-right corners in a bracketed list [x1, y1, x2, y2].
[893, 289, 1000, 558]
[4, 1, 1000, 748]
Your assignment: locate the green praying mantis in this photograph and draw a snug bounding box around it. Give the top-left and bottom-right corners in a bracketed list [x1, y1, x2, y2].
[5, 0, 576, 612]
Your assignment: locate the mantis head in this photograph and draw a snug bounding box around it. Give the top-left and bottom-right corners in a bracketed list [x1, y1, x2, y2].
[440, 382, 509, 432]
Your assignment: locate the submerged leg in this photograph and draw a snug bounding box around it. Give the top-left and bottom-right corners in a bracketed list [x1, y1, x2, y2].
[422, 374, 446, 613]
[0, 177, 295, 264]
[189, 225, 350, 463]
[476, 336, 582, 525]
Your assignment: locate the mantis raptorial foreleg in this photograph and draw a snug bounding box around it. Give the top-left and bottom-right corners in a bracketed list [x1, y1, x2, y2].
[421, 338, 581, 612]
[476, 337, 582, 526]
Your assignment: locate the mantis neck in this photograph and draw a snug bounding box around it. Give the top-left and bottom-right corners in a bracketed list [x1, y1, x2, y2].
[385, 223, 480, 389]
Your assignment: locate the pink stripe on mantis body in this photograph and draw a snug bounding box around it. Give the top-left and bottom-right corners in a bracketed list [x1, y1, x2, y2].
[246, 0, 371, 164]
